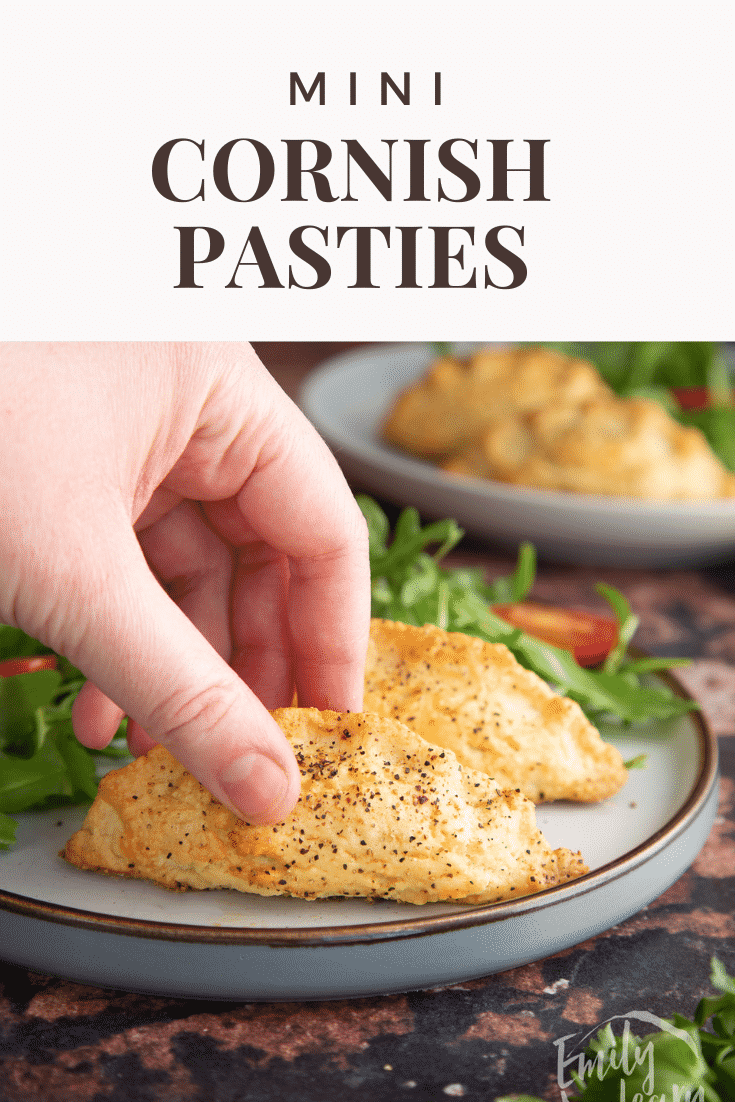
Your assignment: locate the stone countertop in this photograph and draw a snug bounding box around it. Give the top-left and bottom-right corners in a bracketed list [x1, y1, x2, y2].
[1, 344, 733, 1102]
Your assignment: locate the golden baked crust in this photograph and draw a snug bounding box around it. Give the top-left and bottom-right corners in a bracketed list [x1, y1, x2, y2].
[364, 619, 627, 804]
[382, 347, 610, 460]
[444, 396, 735, 500]
[62, 708, 587, 905]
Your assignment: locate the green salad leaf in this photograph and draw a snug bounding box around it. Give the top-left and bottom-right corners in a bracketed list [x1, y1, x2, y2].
[0, 811, 18, 848]
[0, 669, 62, 754]
[359, 495, 696, 727]
[495, 958, 735, 1101]
[0, 628, 128, 849]
[679, 407, 735, 474]
[542, 341, 724, 394]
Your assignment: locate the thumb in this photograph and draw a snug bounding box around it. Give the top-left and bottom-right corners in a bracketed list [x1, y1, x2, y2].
[68, 535, 301, 825]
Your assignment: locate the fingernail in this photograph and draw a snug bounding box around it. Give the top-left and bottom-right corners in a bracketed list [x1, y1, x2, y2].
[218, 753, 290, 823]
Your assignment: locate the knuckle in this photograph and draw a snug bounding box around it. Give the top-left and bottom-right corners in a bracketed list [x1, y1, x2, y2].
[147, 678, 241, 750]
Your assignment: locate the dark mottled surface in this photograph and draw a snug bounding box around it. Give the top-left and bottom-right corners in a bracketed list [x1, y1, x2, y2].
[1, 345, 734, 1101]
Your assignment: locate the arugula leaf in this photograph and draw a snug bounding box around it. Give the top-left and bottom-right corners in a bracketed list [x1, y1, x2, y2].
[0, 626, 54, 662]
[0, 811, 18, 851]
[596, 584, 639, 675]
[52, 720, 99, 800]
[564, 959, 735, 1101]
[489, 541, 536, 604]
[359, 496, 697, 726]
[0, 624, 129, 849]
[569, 1019, 712, 1101]
[0, 669, 62, 754]
[0, 738, 71, 814]
[359, 492, 392, 558]
[495, 1097, 546, 1102]
[545, 342, 723, 393]
[679, 407, 735, 474]
[710, 958, 735, 997]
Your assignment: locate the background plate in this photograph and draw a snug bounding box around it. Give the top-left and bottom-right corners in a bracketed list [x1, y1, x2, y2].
[0, 681, 718, 1002]
[299, 343, 735, 567]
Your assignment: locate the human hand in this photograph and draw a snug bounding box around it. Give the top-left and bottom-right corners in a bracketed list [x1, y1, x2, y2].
[0, 342, 370, 823]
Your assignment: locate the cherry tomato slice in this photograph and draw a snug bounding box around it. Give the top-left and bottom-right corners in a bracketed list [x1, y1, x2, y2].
[671, 386, 711, 411]
[0, 655, 58, 677]
[491, 601, 618, 667]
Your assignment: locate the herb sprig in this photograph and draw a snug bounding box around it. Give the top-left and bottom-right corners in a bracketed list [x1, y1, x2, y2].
[359, 495, 696, 727]
[495, 957, 735, 1101]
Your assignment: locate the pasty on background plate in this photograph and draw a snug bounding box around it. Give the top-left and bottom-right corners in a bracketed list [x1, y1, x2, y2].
[383, 347, 735, 500]
[382, 346, 611, 460]
[364, 619, 628, 804]
[443, 395, 735, 500]
[63, 708, 587, 906]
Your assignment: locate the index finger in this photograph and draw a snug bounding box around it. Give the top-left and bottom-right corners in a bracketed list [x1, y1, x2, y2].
[189, 358, 370, 712]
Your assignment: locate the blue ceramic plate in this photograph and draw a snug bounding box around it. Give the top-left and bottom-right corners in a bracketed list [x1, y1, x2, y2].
[0, 671, 718, 1001]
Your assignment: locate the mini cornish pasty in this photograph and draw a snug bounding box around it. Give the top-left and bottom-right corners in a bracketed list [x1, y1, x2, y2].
[383, 347, 735, 500]
[364, 619, 628, 804]
[63, 708, 587, 905]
